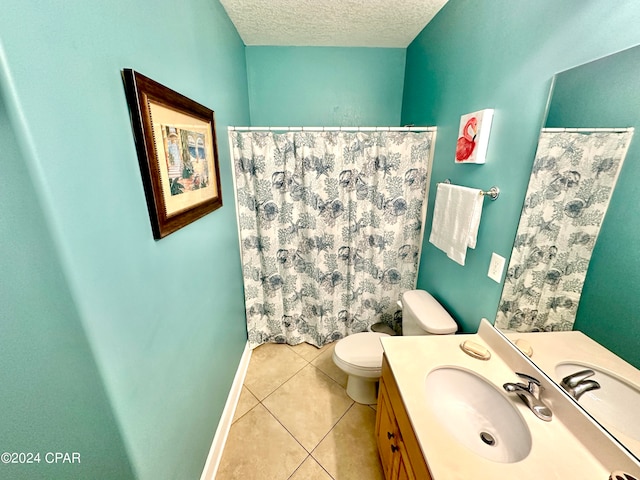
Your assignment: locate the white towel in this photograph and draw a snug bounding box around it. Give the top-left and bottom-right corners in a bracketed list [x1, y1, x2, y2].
[429, 183, 483, 266]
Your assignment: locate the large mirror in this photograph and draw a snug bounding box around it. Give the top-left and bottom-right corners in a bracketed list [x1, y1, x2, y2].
[496, 44, 640, 457]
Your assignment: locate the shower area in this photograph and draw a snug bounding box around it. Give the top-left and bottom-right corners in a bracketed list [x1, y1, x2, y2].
[229, 127, 436, 348]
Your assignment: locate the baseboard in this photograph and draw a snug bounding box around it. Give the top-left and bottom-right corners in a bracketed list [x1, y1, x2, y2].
[200, 341, 252, 480]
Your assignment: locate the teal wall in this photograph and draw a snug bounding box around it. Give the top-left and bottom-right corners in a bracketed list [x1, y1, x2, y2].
[545, 45, 640, 369]
[0, 70, 135, 480]
[0, 1, 249, 479]
[403, 0, 640, 334]
[246, 47, 406, 126]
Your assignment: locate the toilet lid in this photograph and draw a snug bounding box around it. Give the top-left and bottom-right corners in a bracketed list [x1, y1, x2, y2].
[334, 332, 389, 369]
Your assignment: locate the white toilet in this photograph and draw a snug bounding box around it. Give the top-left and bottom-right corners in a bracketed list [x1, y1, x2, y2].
[333, 289, 458, 404]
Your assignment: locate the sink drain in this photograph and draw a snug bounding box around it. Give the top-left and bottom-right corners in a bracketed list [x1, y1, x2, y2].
[480, 432, 496, 446]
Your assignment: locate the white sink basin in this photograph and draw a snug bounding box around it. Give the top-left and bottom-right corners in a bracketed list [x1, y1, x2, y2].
[424, 367, 532, 463]
[556, 362, 640, 441]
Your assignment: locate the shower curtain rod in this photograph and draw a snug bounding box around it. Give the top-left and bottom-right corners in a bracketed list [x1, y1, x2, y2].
[542, 127, 634, 133]
[228, 125, 437, 132]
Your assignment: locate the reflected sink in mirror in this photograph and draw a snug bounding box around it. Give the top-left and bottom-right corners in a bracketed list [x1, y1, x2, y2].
[424, 367, 532, 463]
[556, 362, 640, 442]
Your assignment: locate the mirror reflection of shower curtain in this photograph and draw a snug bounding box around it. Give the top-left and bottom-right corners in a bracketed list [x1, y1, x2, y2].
[230, 130, 434, 348]
[496, 130, 633, 332]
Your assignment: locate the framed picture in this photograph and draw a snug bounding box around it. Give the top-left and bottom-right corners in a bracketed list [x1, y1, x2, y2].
[455, 109, 494, 164]
[122, 69, 222, 239]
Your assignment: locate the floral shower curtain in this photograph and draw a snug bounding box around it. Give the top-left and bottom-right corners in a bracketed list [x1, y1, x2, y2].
[496, 130, 633, 332]
[230, 130, 434, 348]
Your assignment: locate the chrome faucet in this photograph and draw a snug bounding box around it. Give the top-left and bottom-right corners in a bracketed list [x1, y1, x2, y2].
[503, 372, 553, 421]
[560, 369, 601, 401]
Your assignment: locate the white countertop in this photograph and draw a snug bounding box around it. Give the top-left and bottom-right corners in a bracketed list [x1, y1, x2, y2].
[380, 322, 640, 479]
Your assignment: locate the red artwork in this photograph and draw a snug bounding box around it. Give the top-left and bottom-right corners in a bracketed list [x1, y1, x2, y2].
[456, 117, 477, 161]
[454, 109, 494, 164]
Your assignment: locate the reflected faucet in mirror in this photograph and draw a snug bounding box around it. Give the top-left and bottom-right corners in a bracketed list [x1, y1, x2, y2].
[560, 369, 601, 400]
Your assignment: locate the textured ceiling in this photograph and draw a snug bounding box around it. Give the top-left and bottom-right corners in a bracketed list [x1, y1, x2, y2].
[219, 0, 449, 48]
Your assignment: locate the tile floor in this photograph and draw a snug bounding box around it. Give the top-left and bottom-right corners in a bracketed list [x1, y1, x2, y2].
[216, 342, 385, 480]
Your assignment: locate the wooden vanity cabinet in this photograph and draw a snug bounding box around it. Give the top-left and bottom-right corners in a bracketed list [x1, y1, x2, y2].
[375, 355, 432, 480]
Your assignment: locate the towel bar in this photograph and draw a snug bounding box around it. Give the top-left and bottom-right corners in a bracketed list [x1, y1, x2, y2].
[439, 179, 500, 201]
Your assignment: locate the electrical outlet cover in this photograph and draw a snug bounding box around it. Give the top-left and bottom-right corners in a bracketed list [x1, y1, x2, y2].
[488, 253, 506, 283]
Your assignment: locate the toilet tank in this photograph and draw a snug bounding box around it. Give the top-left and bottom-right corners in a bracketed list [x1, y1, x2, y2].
[401, 290, 458, 336]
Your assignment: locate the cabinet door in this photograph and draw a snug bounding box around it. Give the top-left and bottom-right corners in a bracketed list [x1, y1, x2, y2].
[394, 440, 416, 480]
[381, 356, 432, 480]
[375, 378, 397, 478]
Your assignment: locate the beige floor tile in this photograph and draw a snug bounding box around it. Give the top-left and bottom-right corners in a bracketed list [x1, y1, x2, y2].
[263, 364, 353, 451]
[311, 344, 348, 388]
[289, 456, 334, 480]
[232, 386, 259, 423]
[216, 404, 307, 480]
[287, 341, 327, 362]
[244, 343, 308, 400]
[312, 404, 384, 480]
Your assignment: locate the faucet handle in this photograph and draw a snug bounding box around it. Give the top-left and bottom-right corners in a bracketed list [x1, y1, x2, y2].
[561, 369, 595, 388]
[515, 372, 541, 387]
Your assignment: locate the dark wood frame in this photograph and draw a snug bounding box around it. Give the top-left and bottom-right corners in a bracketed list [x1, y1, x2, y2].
[122, 69, 222, 238]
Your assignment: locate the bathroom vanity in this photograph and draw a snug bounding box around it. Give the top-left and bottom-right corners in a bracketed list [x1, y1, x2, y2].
[374, 320, 640, 480]
[376, 356, 430, 480]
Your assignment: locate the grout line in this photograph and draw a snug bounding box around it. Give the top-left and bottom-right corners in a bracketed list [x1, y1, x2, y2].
[310, 403, 382, 479]
[236, 343, 370, 479]
[285, 454, 337, 480]
[259, 361, 310, 404]
[260, 398, 312, 454]
[284, 344, 313, 363]
[245, 354, 309, 401]
[249, 358, 316, 454]
[257, 369, 313, 451]
[286, 342, 331, 363]
[242, 383, 260, 402]
[229, 386, 260, 425]
[318, 461, 337, 480]
[285, 454, 310, 480]
[259, 362, 355, 454]
[310, 402, 356, 455]
[224, 401, 309, 479]
[309, 361, 348, 390]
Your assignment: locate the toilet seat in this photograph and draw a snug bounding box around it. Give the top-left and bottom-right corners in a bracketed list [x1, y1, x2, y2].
[333, 332, 389, 378]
